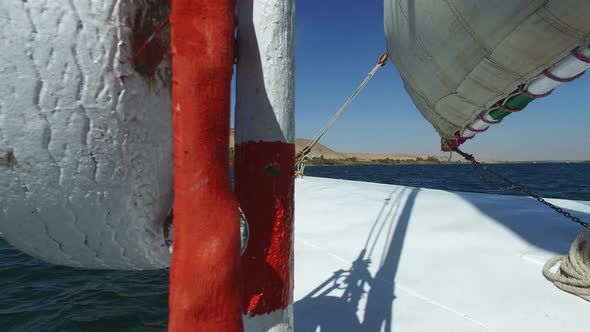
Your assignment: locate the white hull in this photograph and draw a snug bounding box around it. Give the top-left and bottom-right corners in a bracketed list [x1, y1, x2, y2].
[293, 177, 589, 331]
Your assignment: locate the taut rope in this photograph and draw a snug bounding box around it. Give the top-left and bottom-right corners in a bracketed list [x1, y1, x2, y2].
[295, 53, 389, 176]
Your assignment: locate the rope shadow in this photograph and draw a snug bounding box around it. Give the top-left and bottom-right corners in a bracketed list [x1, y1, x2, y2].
[294, 188, 419, 332]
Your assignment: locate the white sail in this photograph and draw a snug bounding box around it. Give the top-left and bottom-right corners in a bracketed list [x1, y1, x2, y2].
[384, 0, 590, 139]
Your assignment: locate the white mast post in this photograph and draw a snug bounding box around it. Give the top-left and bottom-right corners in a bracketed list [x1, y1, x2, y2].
[235, 0, 296, 331]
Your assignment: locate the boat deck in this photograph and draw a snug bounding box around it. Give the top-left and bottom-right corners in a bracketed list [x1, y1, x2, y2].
[293, 177, 589, 332]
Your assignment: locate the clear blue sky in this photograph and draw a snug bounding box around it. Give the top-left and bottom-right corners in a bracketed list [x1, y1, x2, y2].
[241, 0, 590, 161]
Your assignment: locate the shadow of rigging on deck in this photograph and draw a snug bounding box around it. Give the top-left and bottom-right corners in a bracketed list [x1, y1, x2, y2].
[294, 188, 419, 332]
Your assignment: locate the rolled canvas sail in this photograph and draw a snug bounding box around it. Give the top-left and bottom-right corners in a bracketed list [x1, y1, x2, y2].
[384, 0, 590, 140]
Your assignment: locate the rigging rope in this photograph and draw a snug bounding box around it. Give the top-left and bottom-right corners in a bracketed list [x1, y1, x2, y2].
[449, 145, 590, 302]
[295, 53, 389, 175]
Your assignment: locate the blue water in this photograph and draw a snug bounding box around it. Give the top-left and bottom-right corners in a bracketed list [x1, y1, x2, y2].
[305, 163, 590, 201]
[1, 163, 589, 331]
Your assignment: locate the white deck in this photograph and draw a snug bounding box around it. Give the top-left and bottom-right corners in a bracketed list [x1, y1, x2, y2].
[293, 177, 589, 332]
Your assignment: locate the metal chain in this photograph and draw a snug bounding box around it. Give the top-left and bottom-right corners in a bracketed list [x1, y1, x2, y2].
[472, 165, 506, 191]
[450, 146, 589, 229]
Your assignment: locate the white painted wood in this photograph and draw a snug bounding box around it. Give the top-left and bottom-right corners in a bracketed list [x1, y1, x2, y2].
[243, 306, 293, 332]
[0, 0, 172, 269]
[236, 1, 296, 329]
[235, 0, 295, 145]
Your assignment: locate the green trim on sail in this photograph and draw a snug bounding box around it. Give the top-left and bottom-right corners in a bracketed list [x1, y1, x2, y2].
[488, 44, 590, 122]
[488, 94, 535, 120]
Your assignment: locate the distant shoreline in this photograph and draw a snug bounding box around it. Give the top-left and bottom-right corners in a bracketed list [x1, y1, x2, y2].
[229, 132, 590, 165]
[305, 156, 462, 166]
[304, 159, 590, 166]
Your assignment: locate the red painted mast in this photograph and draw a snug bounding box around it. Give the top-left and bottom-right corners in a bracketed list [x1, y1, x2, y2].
[169, 1, 243, 331]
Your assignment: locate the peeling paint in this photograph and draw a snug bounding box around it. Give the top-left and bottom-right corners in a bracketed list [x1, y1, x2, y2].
[128, 0, 171, 81]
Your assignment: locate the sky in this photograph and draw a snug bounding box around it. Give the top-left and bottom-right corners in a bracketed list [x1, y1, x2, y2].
[288, 0, 590, 160]
[246, 0, 590, 161]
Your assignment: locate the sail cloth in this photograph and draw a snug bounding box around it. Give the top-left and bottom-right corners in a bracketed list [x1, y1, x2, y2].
[384, 1, 590, 142]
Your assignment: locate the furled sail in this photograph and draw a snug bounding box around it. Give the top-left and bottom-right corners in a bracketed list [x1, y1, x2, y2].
[384, 1, 590, 147]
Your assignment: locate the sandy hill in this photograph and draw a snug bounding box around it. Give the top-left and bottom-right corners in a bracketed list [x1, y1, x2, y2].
[295, 138, 347, 159]
[230, 129, 460, 162]
[230, 129, 235, 148]
[230, 130, 345, 158]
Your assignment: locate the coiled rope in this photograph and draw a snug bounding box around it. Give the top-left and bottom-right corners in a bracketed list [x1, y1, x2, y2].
[543, 228, 590, 301]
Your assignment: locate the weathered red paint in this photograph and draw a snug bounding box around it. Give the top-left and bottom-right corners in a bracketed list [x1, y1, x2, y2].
[235, 141, 295, 315]
[129, 1, 170, 78]
[169, 1, 243, 331]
